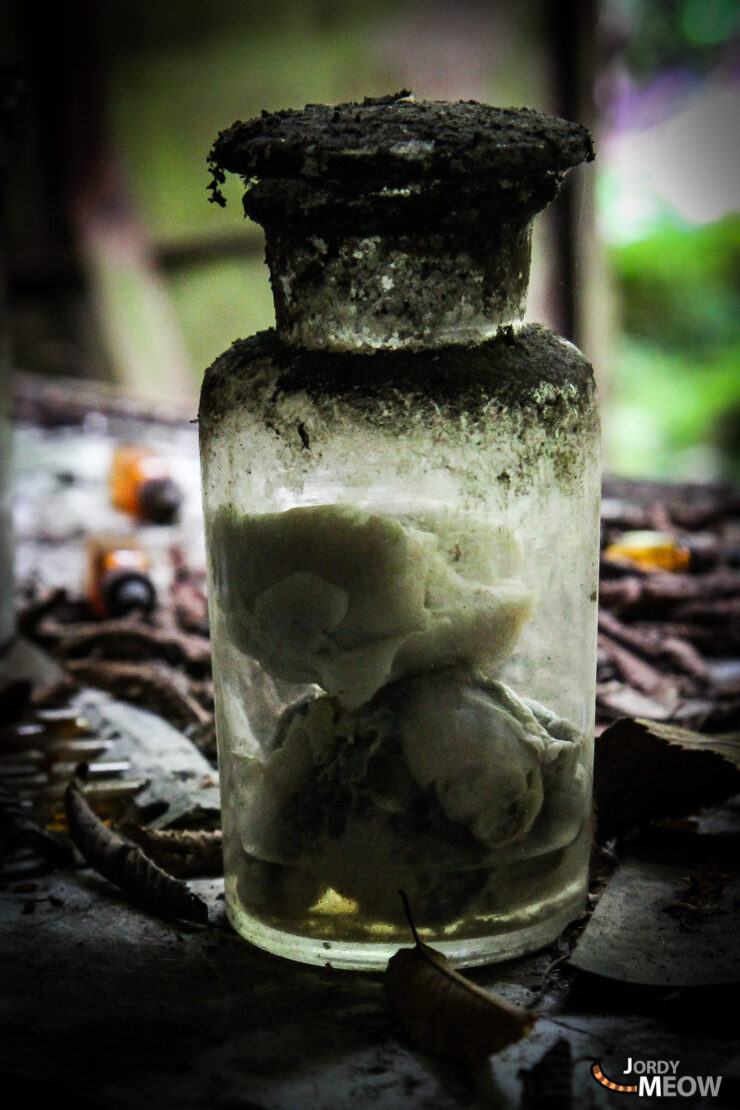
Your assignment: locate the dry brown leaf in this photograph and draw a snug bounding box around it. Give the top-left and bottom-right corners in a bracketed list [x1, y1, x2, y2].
[65, 775, 209, 924]
[568, 856, 740, 986]
[119, 824, 223, 877]
[385, 893, 535, 1061]
[594, 717, 740, 839]
[64, 660, 211, 728]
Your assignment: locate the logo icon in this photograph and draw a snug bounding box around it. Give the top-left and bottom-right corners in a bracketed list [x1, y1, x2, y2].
[591, 1064, 637, 1093]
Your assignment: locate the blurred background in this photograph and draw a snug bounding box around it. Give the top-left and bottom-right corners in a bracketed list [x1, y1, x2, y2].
[2, 0, 739, 482]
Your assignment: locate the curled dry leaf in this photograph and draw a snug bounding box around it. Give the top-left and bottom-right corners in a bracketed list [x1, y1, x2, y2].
[65, 660, 212, 729]
[594, 717, 740, 840]
[119, 824, 223, 878]
[385, 893, 535, 1061]
[65, 776, 208, 924]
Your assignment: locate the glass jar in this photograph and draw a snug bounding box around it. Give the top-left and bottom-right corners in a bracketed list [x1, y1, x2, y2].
[200, 97, 600, 970]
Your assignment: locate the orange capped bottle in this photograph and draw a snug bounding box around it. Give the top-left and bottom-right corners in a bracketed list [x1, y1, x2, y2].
[85, 535, 156, 617]
[110, 445, 182, 524]
[604, 531, 691, 573]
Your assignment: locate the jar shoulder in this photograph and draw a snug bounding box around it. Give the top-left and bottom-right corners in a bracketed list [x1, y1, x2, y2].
[198, 324, 597, 434]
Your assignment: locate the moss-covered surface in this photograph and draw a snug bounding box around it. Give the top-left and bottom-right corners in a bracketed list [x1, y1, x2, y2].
[201, 323, 595, 427]
[199, 323, 598, 492]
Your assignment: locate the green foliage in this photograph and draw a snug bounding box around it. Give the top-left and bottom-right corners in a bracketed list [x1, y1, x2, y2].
[107, 0, 402, 391]
[168, 255, 275, 374]
[615, 0, 740, 78]
[615, 216, 740, 353]
[109, 2, 399, 245]
[608, 216, 740, 480]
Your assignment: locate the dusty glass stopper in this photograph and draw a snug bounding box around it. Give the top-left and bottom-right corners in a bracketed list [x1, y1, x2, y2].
[208, 94, 593, 351]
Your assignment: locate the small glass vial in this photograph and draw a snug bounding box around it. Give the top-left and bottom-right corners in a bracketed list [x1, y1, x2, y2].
[110, 444, 182, 524]
[85, 535, 156, 617]
[200, 97, 600, 970]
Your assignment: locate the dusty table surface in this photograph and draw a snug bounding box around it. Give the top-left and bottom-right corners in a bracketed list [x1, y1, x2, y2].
[2, 388, 740, 1109]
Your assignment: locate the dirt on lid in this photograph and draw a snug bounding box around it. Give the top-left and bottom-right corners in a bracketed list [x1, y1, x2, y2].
[207, 93, 594, 195]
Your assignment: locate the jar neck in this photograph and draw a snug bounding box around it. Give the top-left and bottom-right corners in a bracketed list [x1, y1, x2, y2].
[264, 222, 532, 352]
[246, 177, 537, 352]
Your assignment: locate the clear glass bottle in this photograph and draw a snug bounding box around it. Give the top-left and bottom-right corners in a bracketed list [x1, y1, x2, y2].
[199, 96, 600, 970]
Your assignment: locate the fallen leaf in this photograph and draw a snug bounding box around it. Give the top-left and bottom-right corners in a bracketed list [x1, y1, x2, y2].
[385, 892, 535, 1061]
[119, 823, 223, 877]
[594, 718, 740, 839]
[568, 856, 740, 986]
[665, 860, 729, 926]
[65, 775, 208, 924]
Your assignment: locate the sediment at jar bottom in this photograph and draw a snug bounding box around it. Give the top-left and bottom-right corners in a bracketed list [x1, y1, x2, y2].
[228, 822, 591, 946]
